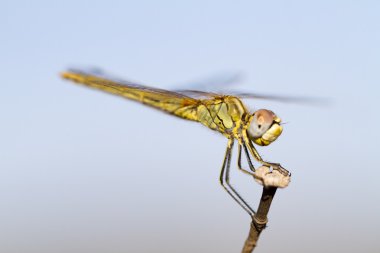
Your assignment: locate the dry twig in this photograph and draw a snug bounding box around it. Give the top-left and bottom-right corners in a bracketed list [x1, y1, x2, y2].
[241, 166, 291, 253]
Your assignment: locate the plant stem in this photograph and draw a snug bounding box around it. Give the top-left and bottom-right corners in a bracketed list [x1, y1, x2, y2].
[241, 186, 277, 253]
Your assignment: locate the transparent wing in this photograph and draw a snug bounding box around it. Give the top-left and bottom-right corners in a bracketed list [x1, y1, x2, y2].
[175, 89, 331, 106]
[175, 71, 243, 91]
[231, 91, 332, 105]
[174, 89, 222, 99]
[61, 69, 200, 121]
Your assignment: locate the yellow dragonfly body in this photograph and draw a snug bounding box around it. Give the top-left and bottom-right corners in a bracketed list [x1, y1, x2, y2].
[62, 70, 288, 216]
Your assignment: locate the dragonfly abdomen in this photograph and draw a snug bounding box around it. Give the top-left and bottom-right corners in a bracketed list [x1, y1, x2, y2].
[61, 71, 201, 121]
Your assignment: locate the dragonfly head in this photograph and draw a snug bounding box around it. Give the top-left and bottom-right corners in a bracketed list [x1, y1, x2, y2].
[247, 109, 283, 146]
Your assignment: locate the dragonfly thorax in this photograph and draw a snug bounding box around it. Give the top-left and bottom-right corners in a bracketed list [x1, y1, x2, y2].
[247, 109, 283, 146]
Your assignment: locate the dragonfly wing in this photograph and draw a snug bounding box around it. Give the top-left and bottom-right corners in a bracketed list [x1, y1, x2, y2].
[174, 89, 223, 99]
[61, 69, 200, 121]
[174, 72, 243, 91]
[229, 91, 332, 106]
[176, 89, 331, 106]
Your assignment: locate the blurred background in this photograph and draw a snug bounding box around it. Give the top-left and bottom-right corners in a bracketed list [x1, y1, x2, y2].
[1, 0, 379, 252]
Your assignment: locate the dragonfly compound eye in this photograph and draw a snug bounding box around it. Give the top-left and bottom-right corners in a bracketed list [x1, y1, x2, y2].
[248, 109, 283, 146]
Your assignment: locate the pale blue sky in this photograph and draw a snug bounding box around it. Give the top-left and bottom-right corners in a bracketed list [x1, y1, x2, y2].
[1, 1, 380, 252]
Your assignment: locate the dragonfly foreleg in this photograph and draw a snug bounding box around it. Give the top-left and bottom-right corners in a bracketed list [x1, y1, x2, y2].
[263, 162, 290, 176]
[243, 131, 291, 177]
[219, 139, 255, 216]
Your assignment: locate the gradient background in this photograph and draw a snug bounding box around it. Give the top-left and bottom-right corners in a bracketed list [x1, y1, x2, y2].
[1, 1, 379, 252]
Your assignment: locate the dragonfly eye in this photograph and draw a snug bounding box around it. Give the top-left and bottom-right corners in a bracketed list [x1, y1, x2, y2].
[247, 109, 283, 146]
[248, 109, 273, 138]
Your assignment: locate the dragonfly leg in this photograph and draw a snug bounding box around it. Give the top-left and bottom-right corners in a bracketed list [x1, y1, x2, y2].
[237, 144, 256, 176]
[219, 139, 255, 216]
[243, 143, 255, 172]
[263, 162, 290, 176]
[243, 131, 291, 176]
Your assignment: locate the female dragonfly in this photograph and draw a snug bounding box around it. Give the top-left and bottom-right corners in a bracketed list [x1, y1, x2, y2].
[61, 69, 290, 217]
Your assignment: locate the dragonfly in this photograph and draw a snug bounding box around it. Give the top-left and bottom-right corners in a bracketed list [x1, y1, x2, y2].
[61, 69, 292, 217]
